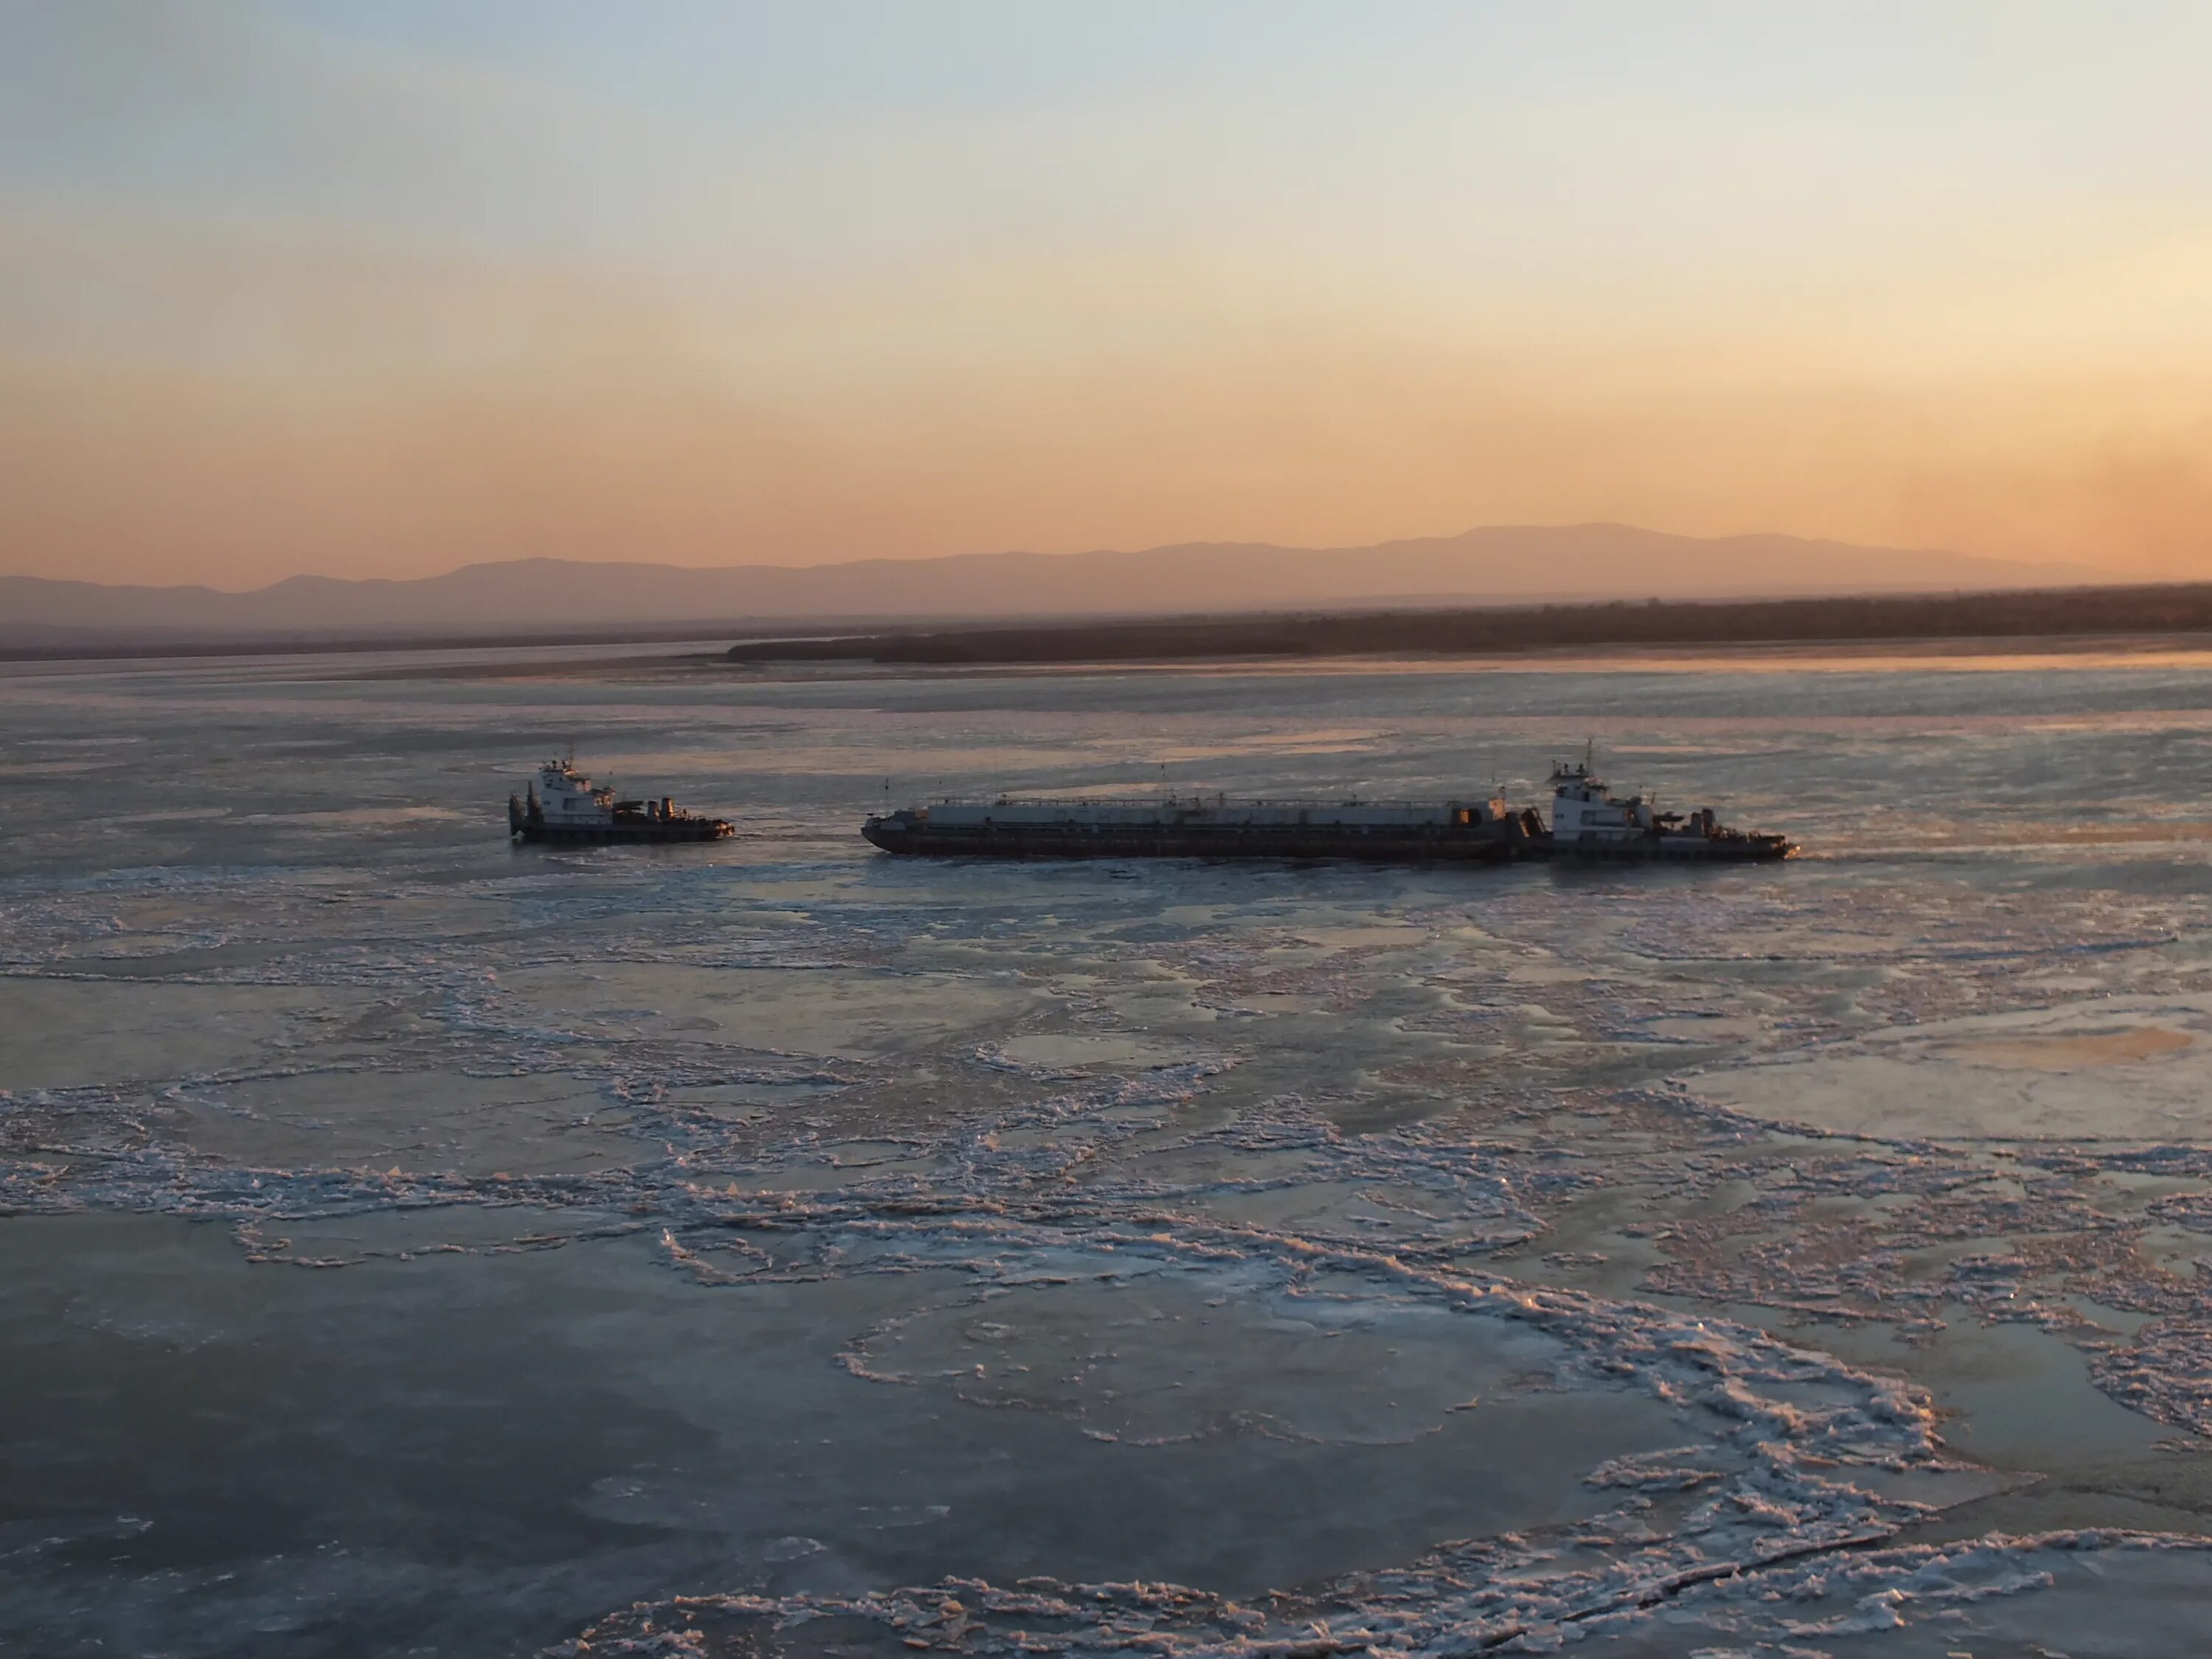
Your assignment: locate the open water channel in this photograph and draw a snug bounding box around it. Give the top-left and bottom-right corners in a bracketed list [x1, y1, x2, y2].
[9, 643, 2212, 1655]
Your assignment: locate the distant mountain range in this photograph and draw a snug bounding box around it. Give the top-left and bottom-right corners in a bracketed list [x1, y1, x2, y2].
[0, 524, 2118, 647]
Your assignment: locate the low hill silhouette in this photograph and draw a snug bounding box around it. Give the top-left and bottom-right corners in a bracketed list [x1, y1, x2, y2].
[1, 524, 2111, 648]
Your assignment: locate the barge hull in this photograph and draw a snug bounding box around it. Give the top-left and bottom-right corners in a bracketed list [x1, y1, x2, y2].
[514, 822, 731, 844]
[863, 824, 1517, 862]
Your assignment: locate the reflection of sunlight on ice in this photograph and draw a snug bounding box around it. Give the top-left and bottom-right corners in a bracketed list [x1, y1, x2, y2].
[1691, 999, 2212, 1142]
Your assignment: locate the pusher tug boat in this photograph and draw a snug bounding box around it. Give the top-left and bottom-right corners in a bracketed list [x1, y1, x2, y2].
[508, 756, 732, 844]
[1532, 757, 1795, 862]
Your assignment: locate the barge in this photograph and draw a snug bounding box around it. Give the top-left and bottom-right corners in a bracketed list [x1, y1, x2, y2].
[863, 795, 1528, 862]
[862, 756, 1793, 864]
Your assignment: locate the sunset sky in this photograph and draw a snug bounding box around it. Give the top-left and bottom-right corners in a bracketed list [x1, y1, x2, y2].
[6, 2, 2211, 588]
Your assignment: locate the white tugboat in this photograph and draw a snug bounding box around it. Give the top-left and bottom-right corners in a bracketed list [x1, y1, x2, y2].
[508, 756, 731, 844]
[1537, 755, 1793, 861]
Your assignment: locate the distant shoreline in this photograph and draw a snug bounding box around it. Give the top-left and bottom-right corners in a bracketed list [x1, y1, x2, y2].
[725, 585, 2212, 667]
[17, 582, 2212, 672]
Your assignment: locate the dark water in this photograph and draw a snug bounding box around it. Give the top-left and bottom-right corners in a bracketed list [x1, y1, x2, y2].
[8, 644, 2212, 1656]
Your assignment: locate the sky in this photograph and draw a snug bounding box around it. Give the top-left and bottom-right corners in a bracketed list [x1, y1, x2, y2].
[4, 1, 2211, 590]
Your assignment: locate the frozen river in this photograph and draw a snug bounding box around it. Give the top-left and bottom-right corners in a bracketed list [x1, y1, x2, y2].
[9, 643, 2212, 1655]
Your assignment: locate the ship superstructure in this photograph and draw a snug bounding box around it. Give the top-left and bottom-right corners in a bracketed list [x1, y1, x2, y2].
[508, 757, 732, 844]
[1542, 759, 1792, 861]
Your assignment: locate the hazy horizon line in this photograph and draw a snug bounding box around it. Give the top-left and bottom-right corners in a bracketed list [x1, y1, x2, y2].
[0, 518, 2112, 597]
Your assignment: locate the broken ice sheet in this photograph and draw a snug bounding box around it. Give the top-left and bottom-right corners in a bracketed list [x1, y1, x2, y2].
[15, 650, 2212, 1656]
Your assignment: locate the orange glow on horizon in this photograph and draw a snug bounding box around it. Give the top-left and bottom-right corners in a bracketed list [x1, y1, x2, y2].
[4, 7, 2211, 590]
